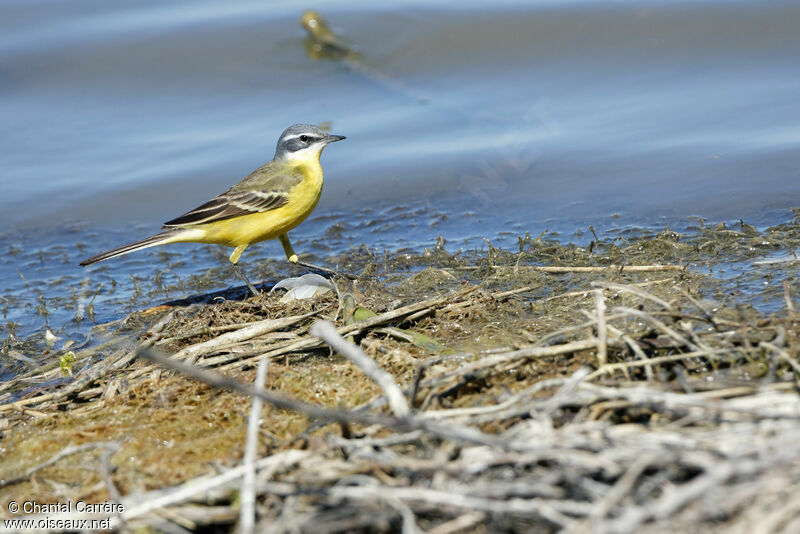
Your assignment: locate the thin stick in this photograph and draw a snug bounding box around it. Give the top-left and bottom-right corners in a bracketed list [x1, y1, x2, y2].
[582, 455, 653, 528]
[594, 289, 608, 367]
[678, 287, 723, 331]
[533, 312, 627, 348]
[613, 326, 654, 381]
[427, 513, 486, 534]
[449, 264, 683, 273]
[233, 264, 259, 296]
[122, 450, 310, 522]
[422, 377, 570, 420]
[137, 347, 502, 448]
[531, 264, 683, 273]
[541, 277, 675, 304]
[0, 337, 124, 395]
[310, 320, 409, 416]
[219, 286, 479, 371]
[0, 392, 58, 413]
[591, 281, 674, 311]
[490, 286, 536, 299]
[613, 307, 699, 351]
[584, 350, 725, 381]
[385, 496, 422, 534]
[173, 312, 316, 363]
[157, 320, 275, 345]
[326, 485, 594, 517]
[761, 341, 800, 377]
[295, 260, 358, 280]
[48, 311, 175, 406]
[422, 338, 606, 389]
[240, 358, 269, 534]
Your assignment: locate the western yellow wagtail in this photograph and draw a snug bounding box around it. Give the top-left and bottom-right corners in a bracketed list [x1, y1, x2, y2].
[80, 123, 345, 295]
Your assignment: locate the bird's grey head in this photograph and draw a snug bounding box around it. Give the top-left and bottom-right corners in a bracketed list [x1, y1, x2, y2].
[275, 123, 345, 159]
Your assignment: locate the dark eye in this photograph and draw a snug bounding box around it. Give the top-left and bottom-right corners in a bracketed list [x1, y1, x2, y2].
[300, 135, 309, 142]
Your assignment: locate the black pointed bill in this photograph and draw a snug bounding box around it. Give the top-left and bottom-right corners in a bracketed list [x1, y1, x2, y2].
[324, 134, 346, 143]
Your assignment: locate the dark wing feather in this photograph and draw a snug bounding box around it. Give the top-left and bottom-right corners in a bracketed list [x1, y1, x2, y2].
[164, 190, 288, 227]
[163, 162, 303, 228]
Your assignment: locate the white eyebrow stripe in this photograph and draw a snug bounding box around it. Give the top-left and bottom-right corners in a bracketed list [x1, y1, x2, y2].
[282, 133, 324, 142]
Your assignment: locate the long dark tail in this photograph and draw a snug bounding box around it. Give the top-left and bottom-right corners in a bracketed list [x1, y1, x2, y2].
[79, 230, 179, 266]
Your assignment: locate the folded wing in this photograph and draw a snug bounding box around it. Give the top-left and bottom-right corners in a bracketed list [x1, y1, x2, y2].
[163, 163, 303, 228]
[164, 190, 288, 227]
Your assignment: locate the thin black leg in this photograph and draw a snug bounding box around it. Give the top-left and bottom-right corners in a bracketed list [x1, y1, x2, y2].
[233, 264, 259, 296]
[294, 260, 358, 280]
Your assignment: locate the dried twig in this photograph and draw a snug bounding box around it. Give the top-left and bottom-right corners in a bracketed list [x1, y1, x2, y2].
[136, 346, 502, 448]
[7, 234, 800, 534]
[592, 280, 675, 311]
[173, 312, 315, 363]
[240, 358, 268, 534]
[613, 306, 699, 351]
[120, 450, 311, 523]
[218, 286, 479, 371]
[594, 289, 608, 367]
[449, 264, 683, 273]
[311, 320, 409, 416]
[418, 338, 610, 392]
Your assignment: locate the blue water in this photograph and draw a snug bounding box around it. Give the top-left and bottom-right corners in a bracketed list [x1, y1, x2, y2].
[2, 0, 800, 346]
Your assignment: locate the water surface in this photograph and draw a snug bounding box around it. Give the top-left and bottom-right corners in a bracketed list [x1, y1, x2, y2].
[2, 0, 799, 344]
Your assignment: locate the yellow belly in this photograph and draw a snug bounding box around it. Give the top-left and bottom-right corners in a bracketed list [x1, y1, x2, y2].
[176, 167, 323, 248]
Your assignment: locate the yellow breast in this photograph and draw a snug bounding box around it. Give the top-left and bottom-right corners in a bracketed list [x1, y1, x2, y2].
[194, 161, 324, 247]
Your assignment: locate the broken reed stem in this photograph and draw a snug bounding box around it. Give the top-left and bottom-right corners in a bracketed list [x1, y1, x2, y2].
[0, 286, 478, 415]
[0, 310, 177, 415]
[6, 266, 800, 534]
[532, 264, 684, 273]
[422, 338, 608, 389]
[326, 485, 595, 517]
[761, 341, 800, 378]
[120, 450, 310, 525]
[449, 264, 684, 273]
[310, 320, 409, 417]
[172, 312, 315, 363]
[136, 346, 501, 449]
[583, 349, 726, 381]
[613, 306, 699, 351]
[591, 280, 674, 311]
[240, 358, 268, 534]
[219, 285, 479, 371]
[543, 277, 675, 304]
[0, 337, 124, 396]
[594, 289, 607, 367]
[607, 323, 654, 381]
[0, 392, 58, 413]
[156, 319, 271, 345]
